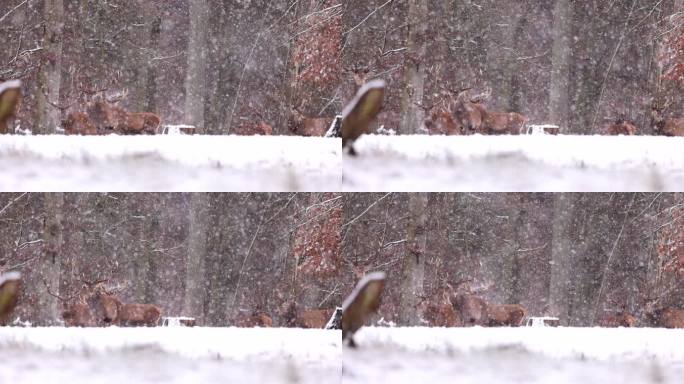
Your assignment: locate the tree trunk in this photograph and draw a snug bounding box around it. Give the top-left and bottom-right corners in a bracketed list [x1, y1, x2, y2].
[398, 193, 428, 326]
[548, 193, 574, 325]
[183, 193, 209, 324]
[398, 0, 427, 134]
[184, 0, 208, 131]
[36, 0, 64, 134]
[35, 193, 64, 325]
[549, 0, 573, 132]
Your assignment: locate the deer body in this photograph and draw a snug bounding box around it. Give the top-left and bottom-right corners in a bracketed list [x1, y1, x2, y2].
[454, 99, 525, 135]
[452, 294, 488, 326]
[117, 303, 162, 326]
[87, 100, 161, 135]
[296, 309, 335, 328]
[606, 120, 637, 135]
[63, 112, 98, 135]
[486, 303, 526, 326]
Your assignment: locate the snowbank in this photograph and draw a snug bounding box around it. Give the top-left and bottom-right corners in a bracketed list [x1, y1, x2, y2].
[344, 327, 684, 384]
[0, 327, 341, 384]
[0, 135, 341, 191]
[343, 135, 684, 191]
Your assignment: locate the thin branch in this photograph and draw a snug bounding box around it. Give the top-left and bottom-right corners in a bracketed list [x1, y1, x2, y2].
[342, 193, 392, 229]
[0, 0, 28, 24]
[0, 193, 28, 216]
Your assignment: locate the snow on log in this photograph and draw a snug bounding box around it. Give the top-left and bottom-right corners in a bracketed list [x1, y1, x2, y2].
[324, 115, 342, 138]
[325, 307, 342, 330]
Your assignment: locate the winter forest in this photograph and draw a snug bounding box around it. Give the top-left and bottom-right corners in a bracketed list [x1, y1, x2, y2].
[1, 0, 683, 136]
[1, 0, 684, 383]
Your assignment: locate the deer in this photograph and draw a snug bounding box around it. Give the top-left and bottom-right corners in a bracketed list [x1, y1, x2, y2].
[605, 119, 637, 136]
[233, 309, 273, 327]
[651, 99, 684, 136]
[295, 308, 337, 328]
[288, 107, 333, 137]
[486, 304, 526, 327]
[453, 88, 526, 135]
[418, 288, 462, 327]
[62, 111, 99, 135]
[451, 293, 488, 326]
[86, 90, 161, 135]
[117, 303, 162, 326]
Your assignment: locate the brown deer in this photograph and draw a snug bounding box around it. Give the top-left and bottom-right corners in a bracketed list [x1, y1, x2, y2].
[453, 89, 526, 135]
[87, 93, 161, 135]
[235, 121, 273, 136]
[647, 307, 684, 328]
[605, 119, 637, 135]
[117, 303, 162, 327]
[424, 109, 463, 136]
[599, 312, 637, 327]
[234, 310, 273, 327]
[62, 300, 97, 327]
[296, 308, 336, 328]
[451, 294, 488, 326]
[486, 304, 526, 327]
[289, 108, 332, 137]
[62, 112, 99, 135]
[651, 100, 684, 136]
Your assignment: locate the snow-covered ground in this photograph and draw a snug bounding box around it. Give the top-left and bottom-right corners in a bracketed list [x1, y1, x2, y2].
[343, 135, 684, 191]
[0, 327, 341, 384]
[0, 135, 341, 191]
[343, 327, 684, 384]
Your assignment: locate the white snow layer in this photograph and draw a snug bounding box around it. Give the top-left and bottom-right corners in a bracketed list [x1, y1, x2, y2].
[343, 135, 684, 191]
[0, 327, 341, 384]
[344, 327, 684, 384]
[0, 135, 341, 191]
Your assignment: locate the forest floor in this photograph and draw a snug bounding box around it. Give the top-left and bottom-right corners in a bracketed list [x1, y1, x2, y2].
[0, 327, 341, 384]
[0, 135, 341, 191]
[343, 327, 684, 384]
[343, 135, 684, 191]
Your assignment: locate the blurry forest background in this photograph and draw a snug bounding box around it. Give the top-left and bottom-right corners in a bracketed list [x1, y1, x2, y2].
[342, 193, 683, 326]
[0, 193, 342, 326]
[1, 0, 683, 135]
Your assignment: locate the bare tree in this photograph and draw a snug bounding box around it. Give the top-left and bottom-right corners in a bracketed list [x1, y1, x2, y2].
[35, 0, 64, 134]
[398, 0, 427, 134]
[398, 193, 428, 325]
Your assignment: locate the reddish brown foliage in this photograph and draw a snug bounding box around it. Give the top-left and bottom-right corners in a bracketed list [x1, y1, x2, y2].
[117, 303, 162, 327]
[292, 1, 342, 90]
[662, 14, 684, 86]
[296, 308, 335, 328]
[63, 112, 99, 135]
[292, 194, 342, 278]
[606, 120, 637, 135]
[486, 304, 526, 327]
[657, 205, 684, 278]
